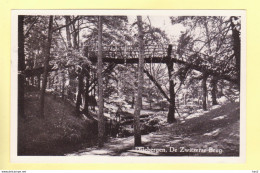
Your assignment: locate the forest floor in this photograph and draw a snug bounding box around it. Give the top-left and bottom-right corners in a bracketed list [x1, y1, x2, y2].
[18, 87, 98, 155]
[68, 102, 240, 156]
[19, 86, 240, 156]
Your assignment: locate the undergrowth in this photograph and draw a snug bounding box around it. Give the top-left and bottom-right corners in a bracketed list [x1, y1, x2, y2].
[18, 90, 97, 156]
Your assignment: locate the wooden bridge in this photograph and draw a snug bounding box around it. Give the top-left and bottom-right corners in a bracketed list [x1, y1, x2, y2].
[84, 44, 239, 85]
[24, 44, 239, 85]
[85, 44, 173, 64]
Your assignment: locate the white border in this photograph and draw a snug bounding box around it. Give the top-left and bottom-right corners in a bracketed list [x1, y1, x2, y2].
[11, 10, 246, 163]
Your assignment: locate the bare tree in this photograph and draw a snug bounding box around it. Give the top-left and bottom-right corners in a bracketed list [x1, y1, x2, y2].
[39, 16, 53, 118]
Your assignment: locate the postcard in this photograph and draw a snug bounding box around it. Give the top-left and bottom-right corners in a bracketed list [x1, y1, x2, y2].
[10, 9, 246, 163]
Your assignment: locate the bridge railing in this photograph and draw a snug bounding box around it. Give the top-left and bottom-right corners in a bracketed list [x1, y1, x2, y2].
[85, 44, 169, 59]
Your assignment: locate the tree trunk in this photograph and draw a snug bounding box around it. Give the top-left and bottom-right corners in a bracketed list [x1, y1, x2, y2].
[71, 18, 79, 50]
[134, 16, 144, 146]
[37, 75, 41, 89]
[84, 66, 90, 115]
[62, 73, 65, 99]
[166, 45, 176, 123]
[97, 16, 105, 147]
[65, 16, 72, 48]
[47, 77, 50, 89]
[202, 73, 208, 111]
[39, 16, 53, 118]
[75, 70, 84, 116]
[211, 77, 218, 105]
[73, 29, 78, 49]
[18, 15, 25, 119]
[92, 73, 96, 111]
[31, 76, 34, 86]
[78, 19, 80, 48]
[231, 17, 241, 89]
[131, 94, 135, 108]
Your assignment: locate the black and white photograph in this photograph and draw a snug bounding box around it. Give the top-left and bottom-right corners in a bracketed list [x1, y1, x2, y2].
[11, 10, 246, 162]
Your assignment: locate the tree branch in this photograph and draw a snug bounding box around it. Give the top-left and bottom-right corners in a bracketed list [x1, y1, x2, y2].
[144, 68, 170, 102]
[24, 17, 39, 37]
[88, 63, 116, 93]
[53, 16, 82, 32]
[54, 19, 68, 50]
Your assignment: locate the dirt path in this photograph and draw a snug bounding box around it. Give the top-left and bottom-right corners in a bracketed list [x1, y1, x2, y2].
[67, 102, 240, 156]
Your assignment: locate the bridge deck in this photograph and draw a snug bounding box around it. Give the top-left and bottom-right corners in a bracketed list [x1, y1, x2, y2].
[85, 44, 171, 59]
[89, 57, 169, 64]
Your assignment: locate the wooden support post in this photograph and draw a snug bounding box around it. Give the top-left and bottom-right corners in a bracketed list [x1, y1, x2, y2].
[166, 44, 177, 123]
